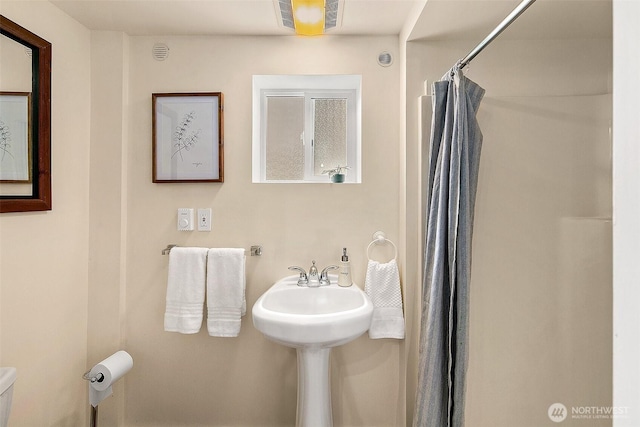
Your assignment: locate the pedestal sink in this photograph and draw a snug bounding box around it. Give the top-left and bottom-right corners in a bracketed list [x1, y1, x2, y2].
[252, 275, 373, 427]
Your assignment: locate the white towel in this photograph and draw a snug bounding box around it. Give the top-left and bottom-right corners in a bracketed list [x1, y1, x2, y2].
[206, 248, 246, 337]
[364, 259, 405, 339]
[164, 247, 208, 334]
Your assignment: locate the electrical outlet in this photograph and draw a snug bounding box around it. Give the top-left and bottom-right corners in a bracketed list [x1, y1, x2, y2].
[197, 208, 212, 231]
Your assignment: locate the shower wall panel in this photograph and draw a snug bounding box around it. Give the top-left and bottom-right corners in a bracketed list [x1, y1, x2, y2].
[466, 94, 612, 427]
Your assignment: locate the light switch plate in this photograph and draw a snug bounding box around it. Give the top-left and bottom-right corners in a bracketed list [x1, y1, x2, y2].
[197, 208, 212, 231]
[177, 208, 194, 231]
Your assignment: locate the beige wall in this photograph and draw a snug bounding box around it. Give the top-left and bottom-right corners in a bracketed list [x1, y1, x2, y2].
[111, 35, 403, 426]
[0, 2, 91, 426]
[405, 35, 612, 427]
[88, 30, 130, 427]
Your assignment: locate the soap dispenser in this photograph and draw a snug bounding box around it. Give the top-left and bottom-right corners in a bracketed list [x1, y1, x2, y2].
[338, 248, 353, 287]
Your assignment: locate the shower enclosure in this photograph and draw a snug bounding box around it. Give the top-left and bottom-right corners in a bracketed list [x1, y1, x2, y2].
[405, 3, 612, 426]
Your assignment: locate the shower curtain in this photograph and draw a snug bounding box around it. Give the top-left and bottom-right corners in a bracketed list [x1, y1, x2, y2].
[413, 66, 485, 427]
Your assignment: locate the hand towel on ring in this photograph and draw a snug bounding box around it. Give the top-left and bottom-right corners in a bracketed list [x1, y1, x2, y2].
[364, 259, 405, 339]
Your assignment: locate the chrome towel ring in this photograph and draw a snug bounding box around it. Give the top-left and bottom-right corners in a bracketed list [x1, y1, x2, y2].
[366, 231, 397, 262]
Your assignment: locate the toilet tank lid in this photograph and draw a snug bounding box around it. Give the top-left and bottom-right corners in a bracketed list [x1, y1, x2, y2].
[0, 368, 16, 395]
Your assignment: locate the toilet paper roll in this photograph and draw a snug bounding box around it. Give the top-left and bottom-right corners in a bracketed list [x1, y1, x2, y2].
[89, 350, 133, 392]
[89, 385, 112, 408]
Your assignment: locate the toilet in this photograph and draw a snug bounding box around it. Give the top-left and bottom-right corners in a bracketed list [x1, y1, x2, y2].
[0, 367, 16, 427]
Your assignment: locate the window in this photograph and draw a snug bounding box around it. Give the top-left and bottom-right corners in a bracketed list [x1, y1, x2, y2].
[252, 75, 361, 183]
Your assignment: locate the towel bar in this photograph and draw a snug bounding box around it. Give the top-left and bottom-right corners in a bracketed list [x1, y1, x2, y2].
[162, 244, 263, 256]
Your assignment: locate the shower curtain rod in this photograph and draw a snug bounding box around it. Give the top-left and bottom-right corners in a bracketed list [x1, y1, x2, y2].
[457, 0, 537, 70]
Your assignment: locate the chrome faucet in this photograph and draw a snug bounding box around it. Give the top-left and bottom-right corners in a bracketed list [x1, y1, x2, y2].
[288, 263, 339, 287]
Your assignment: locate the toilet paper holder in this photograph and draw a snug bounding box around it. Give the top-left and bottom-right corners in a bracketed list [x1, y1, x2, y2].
[83, 369, 103, 427]
[82, 370, 104, 384]
[83, 350, 133, 427]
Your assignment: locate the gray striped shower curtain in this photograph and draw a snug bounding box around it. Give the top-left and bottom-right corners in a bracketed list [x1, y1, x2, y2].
[413, 66, 485, 427]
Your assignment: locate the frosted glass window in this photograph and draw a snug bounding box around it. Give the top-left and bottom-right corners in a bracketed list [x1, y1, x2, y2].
[266, 97, 305, 180]
[252, 75, 361, 183]
[313, 99, 347, 175]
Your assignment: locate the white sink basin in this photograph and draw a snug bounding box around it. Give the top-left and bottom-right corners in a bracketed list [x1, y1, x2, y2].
[252, 275, 373, 348]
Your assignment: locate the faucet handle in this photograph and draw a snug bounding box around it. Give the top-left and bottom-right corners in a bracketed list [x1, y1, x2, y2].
[319, 265, 339, 286]
[288, 266, 309, 286]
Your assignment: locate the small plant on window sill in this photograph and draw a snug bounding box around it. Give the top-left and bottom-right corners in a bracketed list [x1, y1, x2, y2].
[322, 165, 350, 183]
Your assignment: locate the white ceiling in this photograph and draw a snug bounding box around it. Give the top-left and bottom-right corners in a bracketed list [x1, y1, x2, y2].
[409, 0, 612, 42]
[49, 0, 611, 39]
[50, 0, 425, 36]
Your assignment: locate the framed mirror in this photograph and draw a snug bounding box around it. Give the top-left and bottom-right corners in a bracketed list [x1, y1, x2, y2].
[0, 15, 51, 213]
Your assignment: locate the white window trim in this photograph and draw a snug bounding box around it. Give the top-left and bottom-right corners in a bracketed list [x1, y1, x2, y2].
[252, 75, 362, 184]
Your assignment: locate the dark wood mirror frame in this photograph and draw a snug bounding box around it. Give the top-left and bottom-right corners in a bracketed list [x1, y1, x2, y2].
[0, 15, 51, 213]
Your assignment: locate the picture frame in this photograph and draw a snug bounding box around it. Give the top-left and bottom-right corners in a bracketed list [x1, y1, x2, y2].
[152, 92, 224, 182]
[0, 92, 32, 183]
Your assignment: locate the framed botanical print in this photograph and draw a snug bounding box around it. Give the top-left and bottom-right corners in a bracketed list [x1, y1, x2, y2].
[152, 92, 224, 182]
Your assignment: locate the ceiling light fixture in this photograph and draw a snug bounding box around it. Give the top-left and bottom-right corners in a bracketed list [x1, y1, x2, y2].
[292, 0, 324, 36]
[276, 0, 341, 36]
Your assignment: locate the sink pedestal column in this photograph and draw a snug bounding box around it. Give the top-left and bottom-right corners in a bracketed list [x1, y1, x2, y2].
[296, 347, 332, 427]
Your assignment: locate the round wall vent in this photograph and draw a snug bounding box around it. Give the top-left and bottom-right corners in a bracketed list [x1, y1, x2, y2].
[152, 43, 170, 61]
[377, 51, 393, 67]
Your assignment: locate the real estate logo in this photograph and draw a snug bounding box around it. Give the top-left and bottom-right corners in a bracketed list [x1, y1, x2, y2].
[548, 403, 568, 423]
[548, 402, 630, 422]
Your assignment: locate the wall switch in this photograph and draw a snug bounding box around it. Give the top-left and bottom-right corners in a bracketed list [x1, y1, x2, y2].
[177, 208, 194, 231]
[197, 208, 212, 231]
